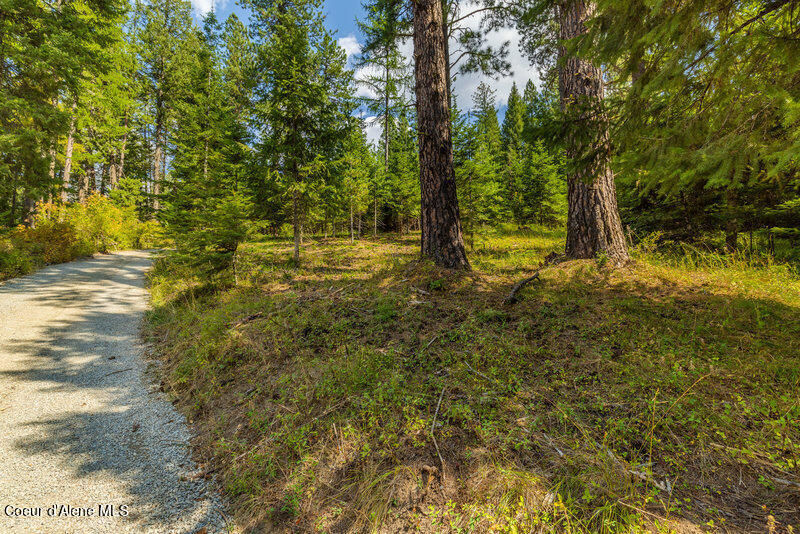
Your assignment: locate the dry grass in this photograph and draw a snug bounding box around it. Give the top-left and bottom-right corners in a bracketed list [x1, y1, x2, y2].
[145, 228, 800, 533]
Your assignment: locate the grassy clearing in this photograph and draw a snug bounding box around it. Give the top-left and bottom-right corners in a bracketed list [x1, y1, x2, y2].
[146, 228, 800, 533]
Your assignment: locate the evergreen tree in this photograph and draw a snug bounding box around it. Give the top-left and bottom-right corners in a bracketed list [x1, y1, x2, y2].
[0, 0, 127, 225]
[340, 124, 375, 242]
[162, 12, 254, 277]
[133, 0, 196, 213]
[412, 0, 470, 269]
[251, 0, 355, 262]
[500, 82, 526, 223]
[501, 82, 525, 154]
[586, 0, 800, 250]
[385, 112, 420, 233]
[355, 0, 412, 170]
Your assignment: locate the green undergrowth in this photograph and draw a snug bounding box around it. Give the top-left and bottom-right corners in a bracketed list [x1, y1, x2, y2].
[1, 195, 164, 281]
[145, 229, 800, 533]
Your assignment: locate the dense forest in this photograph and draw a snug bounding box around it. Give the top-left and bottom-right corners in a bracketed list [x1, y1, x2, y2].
[2, 0, 799, 531]
[4, 0, 797, 267]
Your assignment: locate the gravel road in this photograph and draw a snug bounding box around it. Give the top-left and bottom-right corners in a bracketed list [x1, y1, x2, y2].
[0, 251, 228, 534]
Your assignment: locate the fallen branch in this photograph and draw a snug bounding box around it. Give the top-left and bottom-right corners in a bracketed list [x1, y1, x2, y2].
[102, 367, 133, 378]
[503, 252, 562, 305]
[503, 273, 540, 305]
[231, 312, 265, 327]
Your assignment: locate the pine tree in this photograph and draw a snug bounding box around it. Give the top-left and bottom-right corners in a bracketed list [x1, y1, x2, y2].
[500, 82, 526, 223]
[355, 0, 412, 171]
[586, 0, 800, 251]
[501, 83, 525, 154]
[133, 0, 196, 214]
[162, 12, 255, 277]
[251, 0, 355, 262]
[0, 0, 127, 225]
[558, 0, 628, 262]
[385, 112, 420, 233]
[412, 0, 470, 269]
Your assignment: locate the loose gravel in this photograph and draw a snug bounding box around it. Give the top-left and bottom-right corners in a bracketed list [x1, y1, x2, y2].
[0, 251, 228, 533]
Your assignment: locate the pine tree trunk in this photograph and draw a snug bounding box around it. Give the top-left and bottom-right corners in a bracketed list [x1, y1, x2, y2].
[61, 110, 77, 203]
[153, 90, 165, 213]
[413, 0, 470, 270]
[23, 197, 36, 228]
[441, 0, 452, 106]
[350, 200, 354, 244]
[88, 162, 96, 195]
[293, 190, 301, 263]
[117, 113, 129, 182]
[558, 0, 628, 263]
[108, 156, 117, 191]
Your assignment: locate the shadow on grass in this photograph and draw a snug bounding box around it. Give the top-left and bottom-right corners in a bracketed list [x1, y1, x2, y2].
[151, 243, 800, 532]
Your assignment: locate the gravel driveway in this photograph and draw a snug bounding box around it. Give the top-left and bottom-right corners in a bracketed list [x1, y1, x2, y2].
[0, 251, 228, 534]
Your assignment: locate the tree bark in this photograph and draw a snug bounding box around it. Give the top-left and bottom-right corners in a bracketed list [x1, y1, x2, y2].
[558, 0, 628, 263]
[23, 197, 36, 228]
[116, 112, 129, 183]
[413, 0, 470, 270]
[61, 109, 77, 203]
[350, 198, 355, 244]
[153, 85, 165, 213]
[9, 184, 17, 227]
[108, 156, 117, 191]
[293, 189, 301, 263]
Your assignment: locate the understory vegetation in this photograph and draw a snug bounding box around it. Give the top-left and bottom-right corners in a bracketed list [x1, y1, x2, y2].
[146, 229, 800, 532]
[0, 195, 162, 281]
[4, 0, 799, 530]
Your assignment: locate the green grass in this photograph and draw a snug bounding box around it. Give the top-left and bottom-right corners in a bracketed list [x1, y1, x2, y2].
[145, 229, 800, 533]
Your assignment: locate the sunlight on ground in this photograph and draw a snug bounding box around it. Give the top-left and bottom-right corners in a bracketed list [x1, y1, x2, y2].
[146, 230, 800, 533]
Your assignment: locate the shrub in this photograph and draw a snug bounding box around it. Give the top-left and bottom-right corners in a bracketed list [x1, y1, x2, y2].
[0, 195, 164, 281]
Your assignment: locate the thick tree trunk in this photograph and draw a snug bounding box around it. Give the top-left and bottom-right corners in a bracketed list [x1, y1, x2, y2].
[61, 110, 76, 203]
[23, 197, 36, 228]
[558, 0, 628, 263]
[413, 0, 470, 270]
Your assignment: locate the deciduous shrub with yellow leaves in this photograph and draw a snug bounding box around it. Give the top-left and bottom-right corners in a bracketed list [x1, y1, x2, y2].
[0, 194, 165, 281]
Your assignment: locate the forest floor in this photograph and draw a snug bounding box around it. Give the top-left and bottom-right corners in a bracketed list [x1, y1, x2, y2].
[146, 229, 800, 533]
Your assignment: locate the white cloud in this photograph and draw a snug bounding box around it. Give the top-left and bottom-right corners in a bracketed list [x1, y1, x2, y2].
[362, 116, 384, 147]
[449, 3, 540, 110]
[190, 0, 226, 17]
[348, 5, 542, 145]
[338, 35, 362, 61]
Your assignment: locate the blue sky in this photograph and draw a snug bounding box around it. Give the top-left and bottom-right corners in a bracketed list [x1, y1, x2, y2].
[192, 0, 538, 141]
[194, 0, 364, 37]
